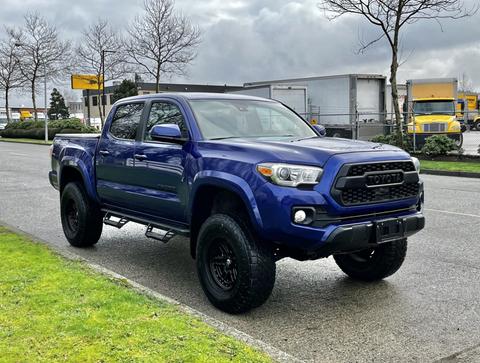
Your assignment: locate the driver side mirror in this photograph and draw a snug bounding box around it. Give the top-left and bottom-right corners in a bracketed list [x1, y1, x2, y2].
[313, 124, 326, 137]
[150, 124, 185, 143]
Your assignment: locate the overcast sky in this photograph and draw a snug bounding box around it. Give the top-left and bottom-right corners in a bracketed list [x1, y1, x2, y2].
[1, 0, 479, 106]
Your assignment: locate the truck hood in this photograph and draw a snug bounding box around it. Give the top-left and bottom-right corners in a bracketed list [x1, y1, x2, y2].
[204, 137, 407, 166]
[412, 115, 456, 123]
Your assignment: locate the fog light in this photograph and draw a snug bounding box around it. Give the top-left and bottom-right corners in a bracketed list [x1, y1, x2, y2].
[294, 210, 307, 223]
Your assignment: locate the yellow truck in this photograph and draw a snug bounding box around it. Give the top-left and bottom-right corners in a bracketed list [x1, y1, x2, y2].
[456, 92, 480, 131]
[406, 78, 462, 147]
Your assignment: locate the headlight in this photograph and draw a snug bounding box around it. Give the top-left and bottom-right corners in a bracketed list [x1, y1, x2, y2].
[411, 157, 420, 172]
[257, 163, 323, 187]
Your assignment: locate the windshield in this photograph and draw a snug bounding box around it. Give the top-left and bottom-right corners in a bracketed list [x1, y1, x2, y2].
[189, 99, 317, 140]
[413, 100, 455, 115]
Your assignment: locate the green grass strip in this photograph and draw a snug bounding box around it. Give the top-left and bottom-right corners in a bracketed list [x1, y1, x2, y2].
[420, 160, 480, 174]
[0, 227, 270, 362]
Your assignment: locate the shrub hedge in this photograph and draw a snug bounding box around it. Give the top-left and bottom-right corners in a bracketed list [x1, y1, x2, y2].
[0, 119, 97, 140]
[420, 135, 458, 157]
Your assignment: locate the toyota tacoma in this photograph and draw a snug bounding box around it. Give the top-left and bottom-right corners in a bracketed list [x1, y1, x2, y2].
[49, 93, 425, 313]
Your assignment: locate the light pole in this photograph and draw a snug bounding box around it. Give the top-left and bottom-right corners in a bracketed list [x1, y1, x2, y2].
[15, 42, 48, 143]
[100, 49, 116, 125]
[43, 61, 47, 143]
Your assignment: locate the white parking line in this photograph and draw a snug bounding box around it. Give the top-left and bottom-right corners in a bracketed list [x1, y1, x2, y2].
[425, 208, 480, 219]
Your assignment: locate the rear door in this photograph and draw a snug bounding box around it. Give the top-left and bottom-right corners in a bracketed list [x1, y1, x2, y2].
[271, 86, 307, 115]
[130, 99, 190, 222]
[96, 102, 145, 208]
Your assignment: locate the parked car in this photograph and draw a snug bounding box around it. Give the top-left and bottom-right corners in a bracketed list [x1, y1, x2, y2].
[49, 93, 425, 313]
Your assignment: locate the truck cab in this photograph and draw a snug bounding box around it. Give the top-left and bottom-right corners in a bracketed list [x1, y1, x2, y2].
[406, 78, 463, 148]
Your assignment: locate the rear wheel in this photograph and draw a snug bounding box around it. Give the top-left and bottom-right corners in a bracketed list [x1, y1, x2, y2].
[196, 214, 276, 314]
[475, 120, 480, 131]
[333, 239, 407, 281]
[60, 182, 103, 247]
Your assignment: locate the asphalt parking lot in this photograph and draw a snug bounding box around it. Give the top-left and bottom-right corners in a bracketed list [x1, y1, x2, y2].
[0, 141, 479, 362]
[461, 131, 480, 155]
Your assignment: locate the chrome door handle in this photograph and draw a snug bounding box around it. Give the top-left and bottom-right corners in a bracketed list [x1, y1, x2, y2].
[134, 154, 148, 161]
[99, 150, 110, 156]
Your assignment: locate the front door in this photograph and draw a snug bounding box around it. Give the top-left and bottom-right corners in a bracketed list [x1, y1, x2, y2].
[96, 102, 144, 208]
[132, 100, 190, 223]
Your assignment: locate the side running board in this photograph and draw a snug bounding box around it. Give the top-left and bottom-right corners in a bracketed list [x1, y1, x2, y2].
[101, 210, 189, 244]
[145, 225, 176, 243]
[103, 213, 129, 228]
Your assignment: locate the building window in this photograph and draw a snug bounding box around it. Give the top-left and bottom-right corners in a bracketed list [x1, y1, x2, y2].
[92, 96, 98, 106]
[101, 95, 107, 105]
[110, 94, 114, 105]
[84, 97, 88, 106]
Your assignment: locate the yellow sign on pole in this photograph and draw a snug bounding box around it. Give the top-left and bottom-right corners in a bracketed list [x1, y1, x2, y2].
[71, 74, 103, 90]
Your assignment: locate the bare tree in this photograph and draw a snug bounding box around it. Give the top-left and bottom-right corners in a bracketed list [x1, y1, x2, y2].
[318, 0, 476, 145]
[76, 19, 128, 126]
[0, 30, 24, 123]
[14, 13, 71, 121]
[125, 0, 201, 93]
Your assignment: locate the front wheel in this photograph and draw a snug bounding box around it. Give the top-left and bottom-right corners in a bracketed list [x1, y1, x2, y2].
[454, 133, 463, 148]
[60, 182, 103, 247]
[333, 239, 407, 281]
[196, 214, 276, 314]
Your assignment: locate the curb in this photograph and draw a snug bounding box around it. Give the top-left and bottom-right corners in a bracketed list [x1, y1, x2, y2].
[0, 139, 52, 146]
[420, 169, 480, 179]
[0, 221, 303, 363]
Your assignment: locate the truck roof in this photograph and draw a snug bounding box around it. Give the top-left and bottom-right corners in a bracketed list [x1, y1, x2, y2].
[413, 97, 455, 101]
[406, 78, 458, 84]
[116, 92, 275, 104]
[244, 73, 385, 86]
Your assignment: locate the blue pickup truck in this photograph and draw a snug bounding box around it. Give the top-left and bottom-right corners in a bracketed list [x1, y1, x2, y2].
[50, 93, 424, 313]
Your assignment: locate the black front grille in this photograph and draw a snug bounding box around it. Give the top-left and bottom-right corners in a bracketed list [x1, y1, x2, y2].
[341, 183, 420, 205]
[347, 161, 415, 176]
[333, 161, 420, 206]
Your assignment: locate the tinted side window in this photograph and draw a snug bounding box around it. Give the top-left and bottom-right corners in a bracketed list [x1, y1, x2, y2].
[110, 103, 144, 140]
[145, 102, 188, 140]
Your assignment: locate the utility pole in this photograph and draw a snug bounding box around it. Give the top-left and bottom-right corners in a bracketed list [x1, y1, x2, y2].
[101, 49, 116, 127]
[44, 61, 48, 143]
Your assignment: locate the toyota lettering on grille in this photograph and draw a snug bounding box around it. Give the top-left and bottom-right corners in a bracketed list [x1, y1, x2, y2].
[365, 172, 404, 187]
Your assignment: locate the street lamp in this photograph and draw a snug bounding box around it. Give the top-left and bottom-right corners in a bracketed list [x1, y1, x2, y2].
[100, 49, 116, 125]
[15, 42, 48, 143]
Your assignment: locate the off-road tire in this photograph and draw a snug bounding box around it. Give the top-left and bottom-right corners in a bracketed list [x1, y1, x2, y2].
[196, 214, 276, 314]
[333, 239, 407, 281]
[60, 182, 103, 247]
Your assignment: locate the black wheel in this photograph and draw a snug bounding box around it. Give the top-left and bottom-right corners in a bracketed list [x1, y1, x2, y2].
[196, 214, 276, 314]
[454, 133, 463, 148]
[333, 239, 407, 281]
[60, 182, 103, 247]
[475, 120, 480, 131]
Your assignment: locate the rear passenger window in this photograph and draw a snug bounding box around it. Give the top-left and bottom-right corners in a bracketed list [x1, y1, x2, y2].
[145, 102, 188, 140]
[110, 103, 144, 140]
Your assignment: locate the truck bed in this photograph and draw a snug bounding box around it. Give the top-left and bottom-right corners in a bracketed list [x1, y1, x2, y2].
[49, 133, 101, 192]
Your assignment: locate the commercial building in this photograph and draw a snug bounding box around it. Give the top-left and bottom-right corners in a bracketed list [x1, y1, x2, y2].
[81, 82, 243, 123]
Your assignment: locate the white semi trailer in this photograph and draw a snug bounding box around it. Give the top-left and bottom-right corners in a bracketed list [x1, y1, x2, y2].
[230, 74, 387, 140]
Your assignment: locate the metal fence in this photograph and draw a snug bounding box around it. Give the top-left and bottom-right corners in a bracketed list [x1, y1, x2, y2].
[297, 110, 480, 155]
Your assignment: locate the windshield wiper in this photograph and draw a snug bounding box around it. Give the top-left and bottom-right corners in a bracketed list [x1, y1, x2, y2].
[209, 136, 240, 140]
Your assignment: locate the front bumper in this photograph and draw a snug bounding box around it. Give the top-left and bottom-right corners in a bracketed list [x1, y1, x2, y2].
[313, 212, 425, 257]
[407, 132, 462, 146]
